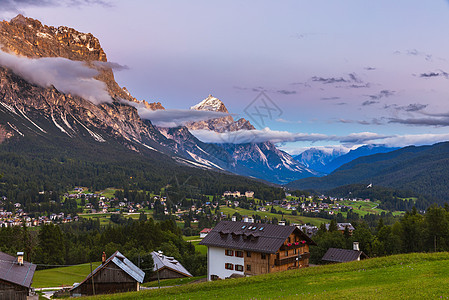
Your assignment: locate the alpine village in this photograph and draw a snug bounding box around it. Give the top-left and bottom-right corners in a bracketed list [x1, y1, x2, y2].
[1, 6, 449, 300]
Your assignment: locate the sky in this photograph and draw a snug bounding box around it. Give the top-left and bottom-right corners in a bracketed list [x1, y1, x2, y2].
[2, 0, 449, 154]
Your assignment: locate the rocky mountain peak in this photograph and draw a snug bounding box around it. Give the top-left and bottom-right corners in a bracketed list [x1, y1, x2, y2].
[190, 94, 229, 113]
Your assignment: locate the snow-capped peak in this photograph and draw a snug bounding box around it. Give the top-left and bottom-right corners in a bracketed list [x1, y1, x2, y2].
[190, 94, 229, 113]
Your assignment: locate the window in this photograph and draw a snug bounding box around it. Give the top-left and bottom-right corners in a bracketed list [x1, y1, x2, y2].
[261, 253, 267, 259]
[225, 263, 234, 270]
[294, 249, 297, 254]
[235, 250, 244, 257]
[288, 237, 291, 243]
[225, 249, 234, 256]
[246, 251, 251, 257]
[285, 250, 288, 257]
[235, 265, 244, 272]
[246, 264, 251, 271]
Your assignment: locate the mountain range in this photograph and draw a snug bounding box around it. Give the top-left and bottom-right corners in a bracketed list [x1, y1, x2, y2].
[0, 15, 317, 185]
[295, 145, 399, 174]
[287, 142, 449, 200]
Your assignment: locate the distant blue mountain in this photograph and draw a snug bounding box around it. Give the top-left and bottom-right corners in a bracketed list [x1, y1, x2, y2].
[295, 145, 398, 175]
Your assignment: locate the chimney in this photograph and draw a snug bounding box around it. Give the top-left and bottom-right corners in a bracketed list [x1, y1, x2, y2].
[231, 216, 236, 222]
[102, 251, 106, 264]
[278, 221, 285, 226]
[353, 242, 360, 251]
[17, 252, 24, 266]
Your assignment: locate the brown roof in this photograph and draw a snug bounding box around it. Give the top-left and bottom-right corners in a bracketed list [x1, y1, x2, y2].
[322, 248, 369, 263]
[199, 221, 316, 254]
[0, 251, 36, 288]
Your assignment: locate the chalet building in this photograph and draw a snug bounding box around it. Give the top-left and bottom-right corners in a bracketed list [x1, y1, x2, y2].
[199, 221, 316, 280]
[199, 228, 212, 238]
[322, 242, 369, 263]
[150, 251, 192, 280]
[0, 251, 37, 300]
[70, 251, 144, 297]
[325, 222, 355, 234]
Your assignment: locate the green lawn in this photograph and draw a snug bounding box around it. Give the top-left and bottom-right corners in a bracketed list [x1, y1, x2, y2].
[183, 236, 207, 255]
[33, 262, 101, 288]
[83, 252, 449, 299]
[220, 206, 328, 226]
[142, 276, 206, 288]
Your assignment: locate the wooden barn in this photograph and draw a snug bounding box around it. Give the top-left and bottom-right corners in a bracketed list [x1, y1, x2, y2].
[322, 242, 369, 263]
[70, 251, 144, 297]
[150, 251, 192, 280]
[0, 251, 37, 300]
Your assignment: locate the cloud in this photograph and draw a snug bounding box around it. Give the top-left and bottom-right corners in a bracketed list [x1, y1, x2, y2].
[0, 49, 112, 104]
[126, 101, 229, 127]
[419, 70, 449, 79]
[364, 67, 376, 71]
[394, 49, 444, 62]
[400, 103, 428, 112]
[190, 128, 388, 145]
[311, 76, 347, 84]
[337, 118, 385, 125]
[345, 83, 371, 89]
[276, 118, 302, 124]
[234, 86, 297, 95]
[93, 61, 129, 71]
[367, 89, 395, 100]
[312, 73, 370, 89]
[320, 96, 340, 101]
[276, 89, 297, 95]
[362, 100, 379, 106]
[384, 103, 428, 112]
[379, 133, 449, 148]
[1, 0, 110, 12]
[389, 117, 449, 127]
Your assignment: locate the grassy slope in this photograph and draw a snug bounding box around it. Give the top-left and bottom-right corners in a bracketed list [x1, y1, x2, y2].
[85, 252, 449, 299]
[33, 262, 101, 288]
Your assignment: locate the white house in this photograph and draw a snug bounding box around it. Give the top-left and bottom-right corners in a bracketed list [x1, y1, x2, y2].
[200, 221, 316, 281]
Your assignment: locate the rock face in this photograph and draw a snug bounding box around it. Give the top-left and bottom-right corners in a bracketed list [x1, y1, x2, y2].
[0, 15, 174, 154]
[187, 95, 254, 132]
[184, 95, 319, 184]
[0, 15, 318, 184]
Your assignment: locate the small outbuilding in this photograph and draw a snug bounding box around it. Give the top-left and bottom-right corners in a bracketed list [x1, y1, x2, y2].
[70, 251, 144, 297]
[0, 251, 37, 300]
[322, 243, 369, 263]
[150, 251, 192, 280]
[200, 228, 212, 238]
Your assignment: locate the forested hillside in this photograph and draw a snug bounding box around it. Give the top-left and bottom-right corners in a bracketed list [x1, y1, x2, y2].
[287, 142, 449, 200]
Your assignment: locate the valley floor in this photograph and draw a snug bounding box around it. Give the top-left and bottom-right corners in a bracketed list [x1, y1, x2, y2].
[83, 252, 449, 299]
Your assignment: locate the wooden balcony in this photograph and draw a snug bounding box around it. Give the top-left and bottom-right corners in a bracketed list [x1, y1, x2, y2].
[280, 242, 307, 251]
[274, 252, 310, 266]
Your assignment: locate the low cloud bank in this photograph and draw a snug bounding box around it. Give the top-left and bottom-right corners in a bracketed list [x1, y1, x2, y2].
[190, 128, 449, 148]
[0, 50, 112, 104]
[190, 128, 388, 145]
[127, 101, 229, 127]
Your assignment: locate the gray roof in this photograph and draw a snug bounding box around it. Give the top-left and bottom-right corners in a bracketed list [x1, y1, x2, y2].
[71, 251, 144, 291]
[199, 221, 316, 254]
[151, 251, 192, 277]
[325, 223, 355, 231]
[0, 251, 36, 288]
[322, 248, 368, 263]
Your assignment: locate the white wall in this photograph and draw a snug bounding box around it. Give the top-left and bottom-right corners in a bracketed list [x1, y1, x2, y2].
[207, 246, 244, 280]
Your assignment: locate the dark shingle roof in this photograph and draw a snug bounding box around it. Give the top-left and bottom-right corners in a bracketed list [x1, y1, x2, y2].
[0, 251, 36, 288]
[151, 251, 192, 277]
[199, 221, 316, 254]
[322, 248, 368, 263]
